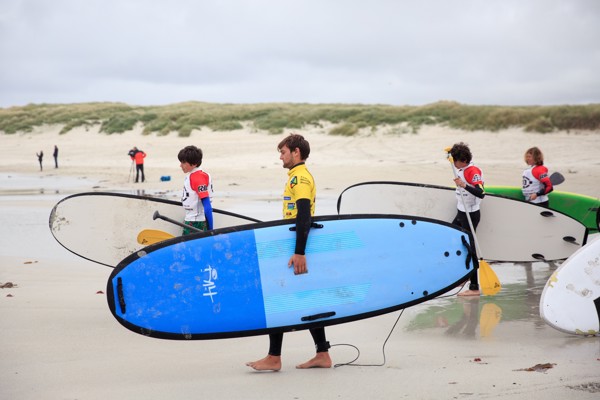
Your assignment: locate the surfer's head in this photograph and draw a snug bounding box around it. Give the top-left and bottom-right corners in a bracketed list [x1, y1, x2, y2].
[178, 145, 203, 167]
[278, 134, 310, 167]
[524, 147, 544, 166]
[450, 142, 472, 164]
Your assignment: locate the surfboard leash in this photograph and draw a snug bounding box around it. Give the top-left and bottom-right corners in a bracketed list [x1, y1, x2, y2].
[332, 309, 405, 368]
[331, 279, 469, 369]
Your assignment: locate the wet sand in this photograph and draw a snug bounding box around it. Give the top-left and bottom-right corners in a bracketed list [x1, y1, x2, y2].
[1, 126, 600, 399]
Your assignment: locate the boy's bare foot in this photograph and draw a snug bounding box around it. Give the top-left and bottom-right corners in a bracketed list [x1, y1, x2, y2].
[296, 352, 332, 369]
[458, 289, 480, 297]
[245, 355, 281, 371]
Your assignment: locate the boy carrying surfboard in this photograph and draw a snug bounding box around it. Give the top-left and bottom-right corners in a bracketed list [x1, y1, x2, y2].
[522, 146, 553, 208]
[178, 145, 214, 235]
[449, 142, 485, 297]
[246, 133, 332, 371]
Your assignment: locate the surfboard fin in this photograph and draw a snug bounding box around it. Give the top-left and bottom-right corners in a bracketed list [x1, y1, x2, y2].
[563, 236, 580, 245]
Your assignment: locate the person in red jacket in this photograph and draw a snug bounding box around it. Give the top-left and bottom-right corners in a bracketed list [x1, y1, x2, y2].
[522, 146, 553, 208]
[128, 147, 146, 183]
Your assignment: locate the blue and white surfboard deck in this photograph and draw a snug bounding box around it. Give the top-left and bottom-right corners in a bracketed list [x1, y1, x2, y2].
[49, 192, 260, 267]
[539, 235, 600, 336]
[337, 182, 589, 262]
[107, 214, 475, 340]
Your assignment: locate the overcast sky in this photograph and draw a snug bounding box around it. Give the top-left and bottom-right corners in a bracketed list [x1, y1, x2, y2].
[1, 0, 599, 108]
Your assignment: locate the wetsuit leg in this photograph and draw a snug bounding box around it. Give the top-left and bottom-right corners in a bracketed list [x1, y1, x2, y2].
[268, 332, 284, 356]
[309, 327, 330, 353]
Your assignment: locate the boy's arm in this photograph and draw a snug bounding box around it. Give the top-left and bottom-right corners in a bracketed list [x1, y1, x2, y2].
[533, 166, 553, 195]
[201, 197, 213, 230]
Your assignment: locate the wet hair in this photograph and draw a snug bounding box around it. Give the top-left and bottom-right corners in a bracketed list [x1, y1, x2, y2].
[450, 142, 472, 163]
[277, 133, 310, 160]
[178, 145, 203, 166]
[524, 146, 544, 166]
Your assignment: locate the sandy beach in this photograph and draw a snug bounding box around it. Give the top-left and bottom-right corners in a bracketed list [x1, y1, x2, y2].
[1, 125, 599, 399]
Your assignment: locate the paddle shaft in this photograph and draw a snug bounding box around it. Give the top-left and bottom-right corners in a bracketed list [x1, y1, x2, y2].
[152, 211, 203, 233]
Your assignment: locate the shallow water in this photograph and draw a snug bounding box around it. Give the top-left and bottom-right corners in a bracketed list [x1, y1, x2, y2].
[403, 261, 558, 338]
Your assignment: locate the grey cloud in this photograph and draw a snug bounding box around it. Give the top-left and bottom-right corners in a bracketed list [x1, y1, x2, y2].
[1, 0, 599, 107]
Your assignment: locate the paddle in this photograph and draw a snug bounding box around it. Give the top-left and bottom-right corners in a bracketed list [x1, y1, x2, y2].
[153, 210, 203, 233]
[549, 172, 565, 186]
[445, 147, 501, 296]
[137, 229, 175, 245]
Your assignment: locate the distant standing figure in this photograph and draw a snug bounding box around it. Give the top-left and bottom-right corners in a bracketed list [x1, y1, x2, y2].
[522, 146, 553, 208]
[53, 145, 59, 168]
[128, 147, 146, 183]
[36, 151, 43, 171]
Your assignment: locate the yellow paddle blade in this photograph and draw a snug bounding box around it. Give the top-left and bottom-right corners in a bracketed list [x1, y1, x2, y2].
[478, 259, 501, 296]
[479, 303, 502, 338]
[137, 229, 175, 245]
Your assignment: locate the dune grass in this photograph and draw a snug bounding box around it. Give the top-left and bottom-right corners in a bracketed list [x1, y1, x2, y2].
[0, 101, 599, 136]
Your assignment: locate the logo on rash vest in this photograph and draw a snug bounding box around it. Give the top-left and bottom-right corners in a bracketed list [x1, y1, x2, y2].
[289, 176, 298, 188]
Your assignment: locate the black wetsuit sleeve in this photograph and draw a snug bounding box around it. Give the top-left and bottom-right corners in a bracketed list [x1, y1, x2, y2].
[294, 198, 312, 255]
[464, 184, 485, 199]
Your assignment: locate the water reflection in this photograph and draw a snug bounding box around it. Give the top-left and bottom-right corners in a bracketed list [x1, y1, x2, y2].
[405, 261, 560, 339]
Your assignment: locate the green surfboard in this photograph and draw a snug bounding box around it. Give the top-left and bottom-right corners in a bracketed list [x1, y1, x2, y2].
[486, 186, 600, 232]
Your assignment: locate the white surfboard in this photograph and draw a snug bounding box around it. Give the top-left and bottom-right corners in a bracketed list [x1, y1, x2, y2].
[539, 235, 600, 336]
[337, 182, 589, 262]
[49, 192, 260, 267]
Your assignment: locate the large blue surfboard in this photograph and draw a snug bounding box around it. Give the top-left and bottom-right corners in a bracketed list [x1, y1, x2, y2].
[107, 214, 475, 340]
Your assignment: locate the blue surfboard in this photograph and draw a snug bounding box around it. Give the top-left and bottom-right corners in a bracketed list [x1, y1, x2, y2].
[107, 214, 475, 340]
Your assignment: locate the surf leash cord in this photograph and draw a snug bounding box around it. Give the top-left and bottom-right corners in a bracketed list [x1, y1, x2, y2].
[332, 309, 405, 368]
